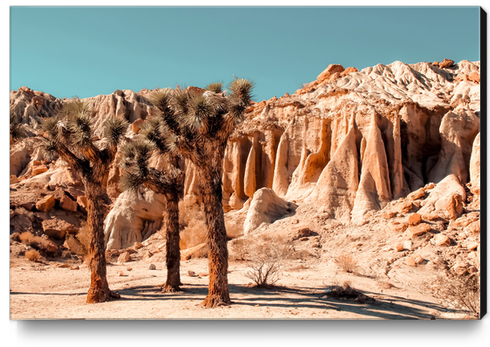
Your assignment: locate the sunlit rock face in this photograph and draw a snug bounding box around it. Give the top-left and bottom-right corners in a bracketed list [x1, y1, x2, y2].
[10, 59, 480, 247]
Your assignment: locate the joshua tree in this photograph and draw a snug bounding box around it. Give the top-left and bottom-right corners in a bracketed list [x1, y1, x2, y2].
[41, 98, 128, 303]
[10, 110, 27, 143]
[141, 79, 253, 307]
[120, 98, 185, 292]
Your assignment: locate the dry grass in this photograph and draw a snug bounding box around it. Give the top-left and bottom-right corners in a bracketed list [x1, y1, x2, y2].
[19, 231, 51, 252]
[76, 222, 90, 260]
[428, 272, 480, 317]
[25, 249, 40, 262]
[61, 222, 92, 262]
[336, 253, 358, 274]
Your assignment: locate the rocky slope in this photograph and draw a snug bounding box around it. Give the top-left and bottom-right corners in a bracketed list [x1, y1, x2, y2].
[10, 59, 481, 297]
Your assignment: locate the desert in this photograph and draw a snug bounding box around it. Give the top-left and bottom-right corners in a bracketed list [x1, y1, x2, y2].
[10, 58, 481, 320]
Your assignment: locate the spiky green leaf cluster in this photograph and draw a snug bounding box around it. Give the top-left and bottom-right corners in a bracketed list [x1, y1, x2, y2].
[120, 139, 158, 192]
[104, 117, 128, 146]
[205, 82, 223, 93]
[68, 111, 93, 148]
[10, 111, 26, 141]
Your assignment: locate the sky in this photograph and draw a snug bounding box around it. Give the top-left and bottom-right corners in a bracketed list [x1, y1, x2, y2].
[9, 5, 481, 103]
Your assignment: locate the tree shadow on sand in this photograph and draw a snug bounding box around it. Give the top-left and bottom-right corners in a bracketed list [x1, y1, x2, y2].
[114, 283, 448, 319]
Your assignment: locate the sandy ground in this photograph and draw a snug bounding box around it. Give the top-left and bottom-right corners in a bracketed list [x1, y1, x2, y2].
[10, 253, 466, 320]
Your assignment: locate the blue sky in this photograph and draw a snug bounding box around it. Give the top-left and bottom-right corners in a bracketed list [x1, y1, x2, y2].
[10, 6, 481, 102]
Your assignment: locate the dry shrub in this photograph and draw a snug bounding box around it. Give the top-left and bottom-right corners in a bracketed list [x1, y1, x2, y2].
[16, 207, 35, 220]
[337, 253, 358, 274]
[324, 281, 374, 303]
[25, 248, 40, 262]
[65, 222, 90, 262]
[230, 238, 248, 261]
[19, 231, 50, 251]
[244, 236, 290, 288]
[76, 222, 90, 252]
[179, 198, 207, 249]
[429, 272, 480, 317]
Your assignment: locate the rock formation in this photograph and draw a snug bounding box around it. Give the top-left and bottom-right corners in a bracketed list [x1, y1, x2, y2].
[243, 188, 297, 235]
[104, 189, 165, 250]
[9, 58, 480, 250]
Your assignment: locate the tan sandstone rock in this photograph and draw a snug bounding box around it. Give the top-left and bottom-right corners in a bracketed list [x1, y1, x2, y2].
[408, 213, 422, 226]
[36, 195, 55, 212]
[42, 218, 77, 239]
[243, 188, 297, 235]
[60, 195, 77, 212]
[406, 223, 431, 239]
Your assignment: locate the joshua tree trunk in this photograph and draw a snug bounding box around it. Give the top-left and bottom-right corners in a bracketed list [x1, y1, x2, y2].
[200, 161, 230, 307]
[85, 181, 120, 303]
[161, 193, 182, 292]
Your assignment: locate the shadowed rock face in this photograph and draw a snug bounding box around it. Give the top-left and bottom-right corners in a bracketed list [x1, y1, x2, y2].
[10, 59, 480, 248]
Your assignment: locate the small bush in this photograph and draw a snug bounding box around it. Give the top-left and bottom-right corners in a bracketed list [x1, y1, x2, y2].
[25, 249, 40, 262]
[429, 272, 480, 317]
[337, 253, 358, 274]
[324, 281, 374, 303]
[20, 231, 49, 250]
[244, 236, 288, 288]
[230, 238, 248, 261]
[67, 222, 91, 262]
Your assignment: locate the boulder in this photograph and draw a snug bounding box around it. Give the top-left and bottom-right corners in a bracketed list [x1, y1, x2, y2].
[413, 255, 424, 265]
[439, 58, 455, 69]
[408, 213, 422, 226]
[31, 165, 48, 176]
[117, 251, 132, 263]
[35, 195, 55, 212]
[406, 223, 431, 239]
[104, 189, 165, 250]
[180, 243, 209, 260]
[60, 195, 77, 212]
[63, 235, 86, 255]
[417, 174, 466, 220]
[317, 64, 345, 83]
[42, 218, 77, 239]
[403, 240, 413, 251]
[243, 188, 297, 235]
[434, 234, 451, 246]
[446, 193, 463, 220]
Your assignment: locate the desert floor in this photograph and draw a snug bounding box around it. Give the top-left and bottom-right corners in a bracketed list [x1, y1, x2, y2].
[10, 254, 470, 320]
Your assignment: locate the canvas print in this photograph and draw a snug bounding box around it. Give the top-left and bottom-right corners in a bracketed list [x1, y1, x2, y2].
[9, 6, 483, 320]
